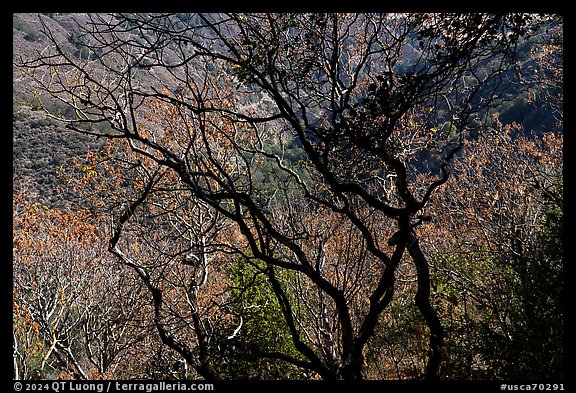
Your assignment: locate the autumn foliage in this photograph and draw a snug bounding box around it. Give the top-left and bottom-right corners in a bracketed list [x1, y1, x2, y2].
[13, 13, 562, 381]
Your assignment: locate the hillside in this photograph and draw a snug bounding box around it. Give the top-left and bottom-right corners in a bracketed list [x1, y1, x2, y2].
[14, 13, 198, 208]
[13, 13, 561, 210]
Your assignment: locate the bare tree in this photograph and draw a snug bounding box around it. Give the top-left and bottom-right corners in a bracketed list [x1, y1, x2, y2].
[16, 12, 537, 380]
[13, 187, 152, 379]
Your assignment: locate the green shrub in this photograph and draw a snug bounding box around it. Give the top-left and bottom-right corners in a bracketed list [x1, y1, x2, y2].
[224, 258, 307, 379]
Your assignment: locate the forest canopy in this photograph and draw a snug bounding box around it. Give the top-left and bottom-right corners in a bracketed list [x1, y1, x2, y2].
[13, 13, 563, 381]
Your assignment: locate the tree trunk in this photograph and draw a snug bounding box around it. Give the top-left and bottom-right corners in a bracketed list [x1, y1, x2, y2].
[407, 233, 444, 380]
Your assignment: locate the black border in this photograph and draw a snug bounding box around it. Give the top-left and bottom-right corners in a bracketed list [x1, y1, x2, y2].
[8, 4, 571, 391]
